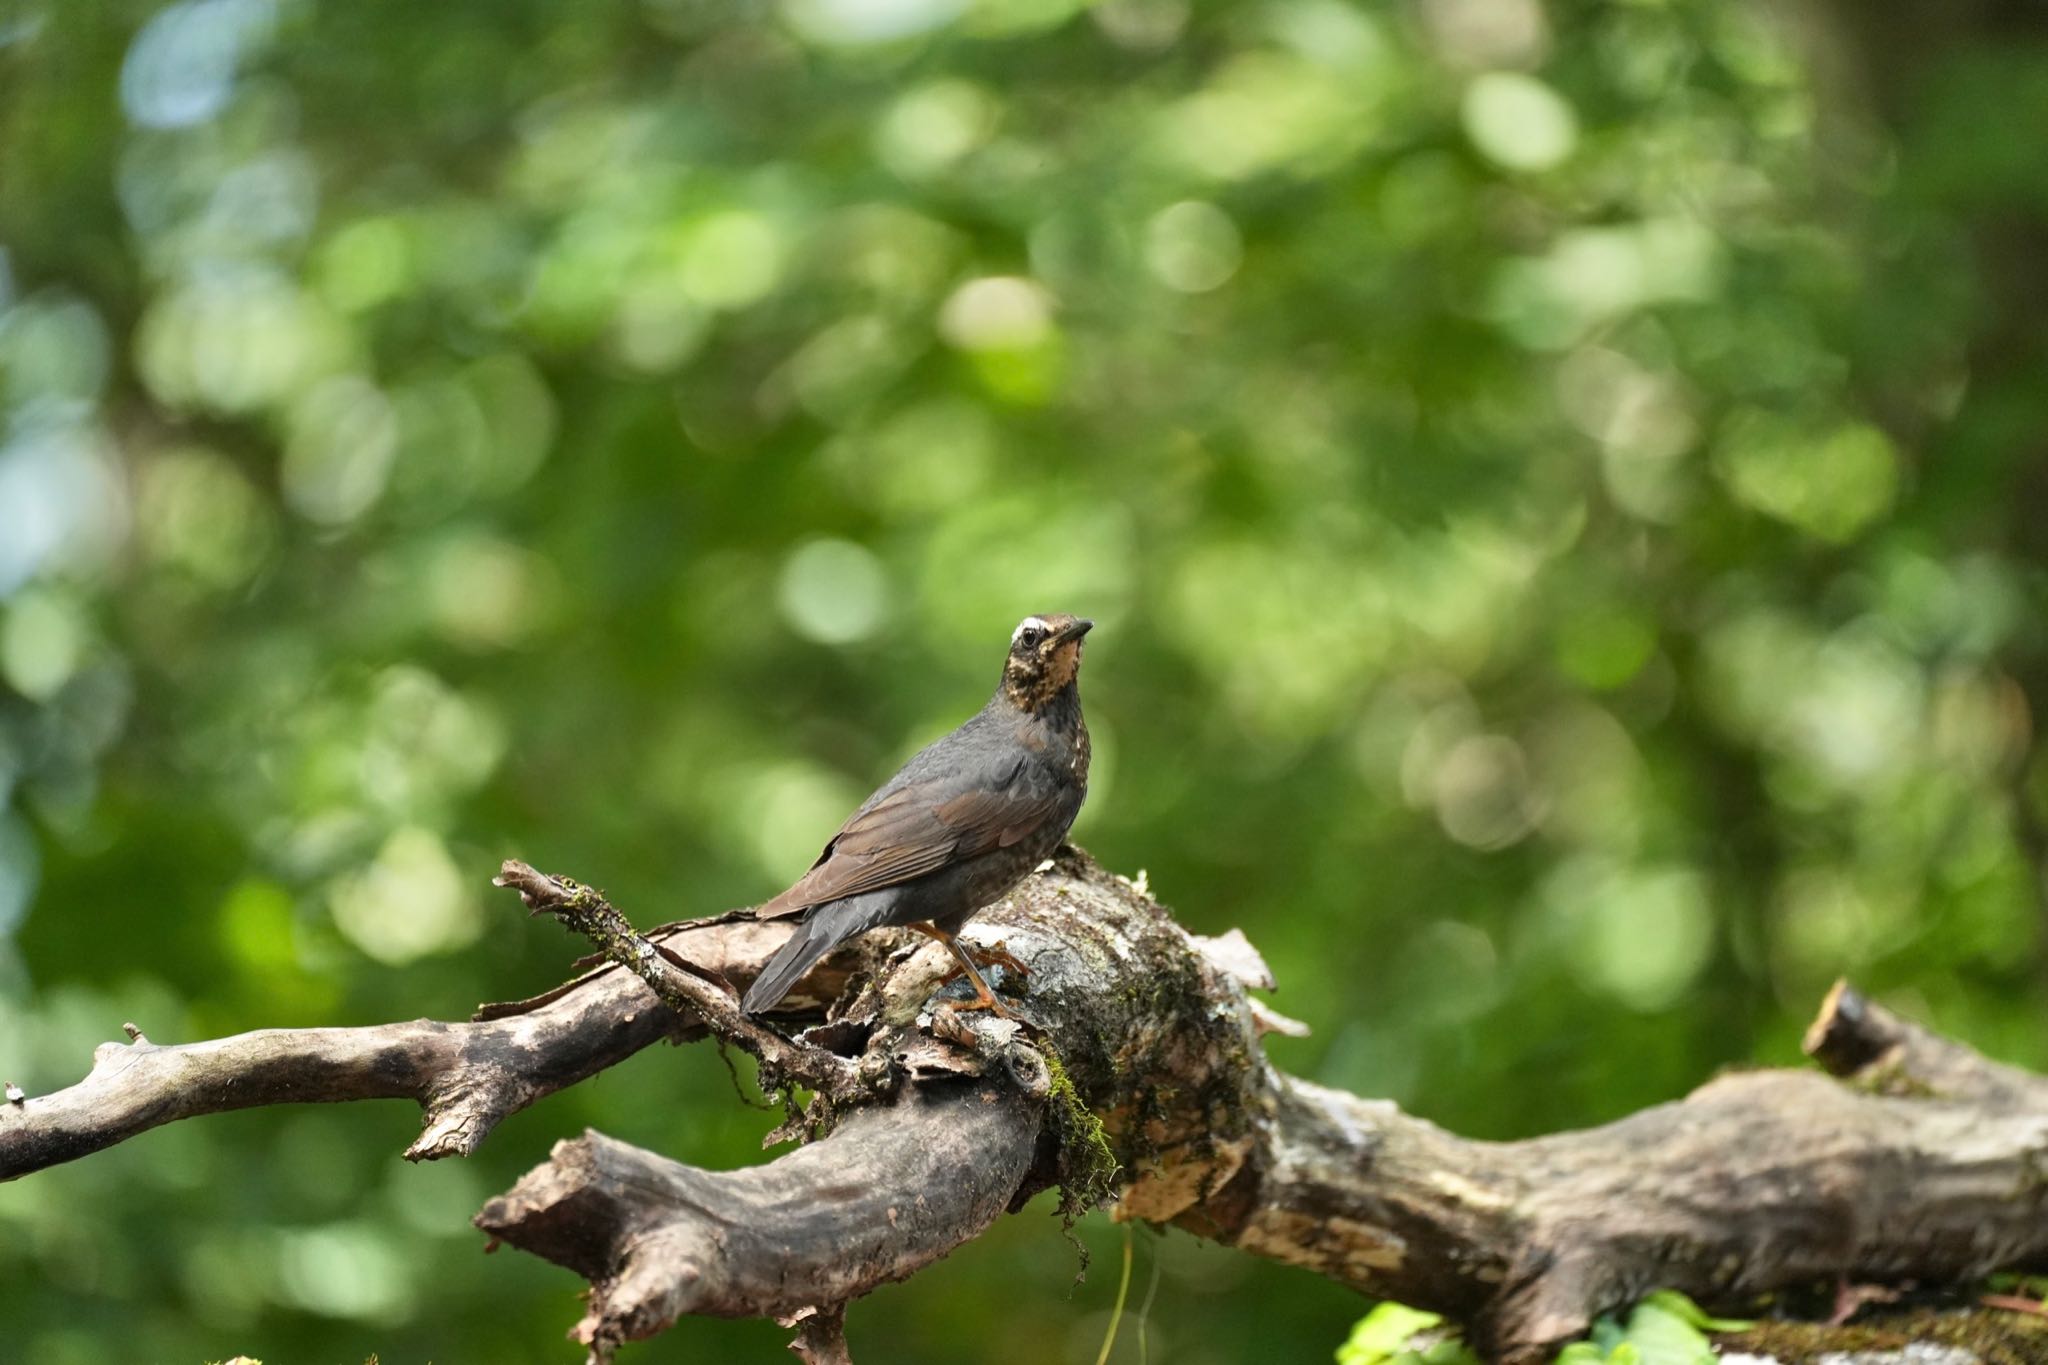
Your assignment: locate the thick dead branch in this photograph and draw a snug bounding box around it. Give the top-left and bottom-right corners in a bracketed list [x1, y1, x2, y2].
[475, 1082, 1040, 1361]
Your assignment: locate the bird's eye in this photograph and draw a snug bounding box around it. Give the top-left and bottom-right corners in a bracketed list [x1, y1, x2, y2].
[1019, 627, 1044, 648]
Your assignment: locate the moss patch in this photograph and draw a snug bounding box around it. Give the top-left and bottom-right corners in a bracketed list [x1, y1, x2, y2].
[1043, 1043, 1121, 1225]
[1716, 1306, 2048, 1364]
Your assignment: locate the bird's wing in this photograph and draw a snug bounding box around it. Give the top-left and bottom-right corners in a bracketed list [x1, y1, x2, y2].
[757, 757, 1062, 917]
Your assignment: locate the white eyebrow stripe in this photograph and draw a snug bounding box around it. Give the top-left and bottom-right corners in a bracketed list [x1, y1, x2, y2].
[1013, 616, 1051, 642]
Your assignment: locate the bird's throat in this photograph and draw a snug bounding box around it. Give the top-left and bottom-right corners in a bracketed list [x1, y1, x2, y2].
[1002, 672, 1078, 714]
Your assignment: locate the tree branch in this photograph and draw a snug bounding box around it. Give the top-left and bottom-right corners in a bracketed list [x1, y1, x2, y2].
[464, 852, 2048, 1362]
[8, 847, 2048, 1365]
[1804, 977, 2048, 1108]
[492, 859, 859, 1100]
[475, 1082, 1042, 1363]
[0, 877, 887, 1183]
[0, 969, 676, 1179]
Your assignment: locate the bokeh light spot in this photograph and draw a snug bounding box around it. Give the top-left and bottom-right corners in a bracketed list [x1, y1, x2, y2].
[783, 0, 965, 45]
[1461, 72, 1578, 172]
[1716, 412, 1898, 543]
[681, 211, 784, 309]
[938, 276, 1053, 351]
[876, 81, 996, 179]
[0, 591, 84, 700]
[120, 0, 274, 130]
[778, 538, 891, 645]
[1144, 201, 1244, 294]
[426, 535, 560, 650]
[274, 1222, 416, 1322]
[1432, 734, 1542, 850]
[136, 447, 276, 590]
[316, 218, 412, 313]
[1546, 858, 1714, 1011]
[329, 827, 478, 965]
[282, 376, 398, 525]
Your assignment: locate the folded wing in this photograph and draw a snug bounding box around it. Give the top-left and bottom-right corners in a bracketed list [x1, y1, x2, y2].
[758, 757, 1062, 918]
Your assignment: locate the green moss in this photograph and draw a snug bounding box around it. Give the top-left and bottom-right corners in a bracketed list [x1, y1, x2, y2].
[1043, 1043, 1122, 1226]
[1843, 1056, 1940, 1100]
[1716, 1306, 2048, 1365]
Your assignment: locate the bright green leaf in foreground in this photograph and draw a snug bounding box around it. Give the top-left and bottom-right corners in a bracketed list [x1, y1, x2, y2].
[1549, 1291, 1750, 1365]
[1335, 1303, 1482, 1365]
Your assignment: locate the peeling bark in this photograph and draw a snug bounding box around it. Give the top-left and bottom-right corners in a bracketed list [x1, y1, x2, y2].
[7, 847, 2048, 1365]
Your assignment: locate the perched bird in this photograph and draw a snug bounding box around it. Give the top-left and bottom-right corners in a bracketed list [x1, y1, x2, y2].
[741, 613, 1094, 1018]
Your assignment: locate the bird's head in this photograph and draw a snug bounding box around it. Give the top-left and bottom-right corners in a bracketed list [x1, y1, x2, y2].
[1000, 613, 1093, 711]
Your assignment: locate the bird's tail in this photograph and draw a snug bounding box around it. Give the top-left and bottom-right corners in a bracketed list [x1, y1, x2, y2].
[742, 893, 893, 1015]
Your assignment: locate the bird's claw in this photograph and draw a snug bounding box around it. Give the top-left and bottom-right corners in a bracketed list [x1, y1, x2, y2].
[938, 993, 1014, 1022]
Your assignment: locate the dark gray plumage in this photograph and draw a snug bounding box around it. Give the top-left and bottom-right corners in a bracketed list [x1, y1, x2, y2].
[741, 613, 1094, 1017]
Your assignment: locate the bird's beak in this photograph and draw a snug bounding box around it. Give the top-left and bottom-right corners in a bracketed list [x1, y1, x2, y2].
[1053, 618, 1095, 646]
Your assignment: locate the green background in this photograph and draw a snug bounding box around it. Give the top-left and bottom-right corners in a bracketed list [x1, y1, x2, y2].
[4, 1, 2047, 1361]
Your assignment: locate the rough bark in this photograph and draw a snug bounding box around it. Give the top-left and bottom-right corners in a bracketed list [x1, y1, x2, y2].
[6, 847, 2048, 1365]
[475, 1084, 1040, 1361]
[0, 981, 676, 1175]
[0, 897, 881, 1180]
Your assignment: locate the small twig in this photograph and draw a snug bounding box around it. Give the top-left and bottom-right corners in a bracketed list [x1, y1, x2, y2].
[493, 860, 858, 1100]
[712, 1035, 781, 1112]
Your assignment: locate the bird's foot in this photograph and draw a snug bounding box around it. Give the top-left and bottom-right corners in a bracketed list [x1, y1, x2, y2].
[1828, 1277, 1901, 1326]
[938, 992, 1013, 1022]
[934, 960, 1030, 996]
[931, 957, 1021, 1016]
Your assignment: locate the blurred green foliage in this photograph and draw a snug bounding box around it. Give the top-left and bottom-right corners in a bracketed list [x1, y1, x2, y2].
[3, 0, 2047, 1362]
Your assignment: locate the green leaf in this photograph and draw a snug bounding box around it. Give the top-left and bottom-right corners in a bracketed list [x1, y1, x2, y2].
[1587, 1313, 1630, 1353]
[1542, 1291, 1745, 1365]
[1334, 1304, 1446, 1365]
[1552, 1344, 1611, 1365]
[1554, 1342, 1642, 1365]
[1418, 1343, 1484, 1365]
[1637, 1290, 1754, 1334]
[1617, 1300, 1715, 1365]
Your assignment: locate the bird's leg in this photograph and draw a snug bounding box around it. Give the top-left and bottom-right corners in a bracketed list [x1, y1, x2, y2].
[907, 922, 1029, 977]
[966, 940, 1029, 977]
[930, 931, 1012, 1020]
[1828, 1276, 1902, 1326]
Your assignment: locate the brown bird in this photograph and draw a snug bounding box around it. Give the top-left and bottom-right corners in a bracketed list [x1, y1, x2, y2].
[741, 613, 1094, 1018]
